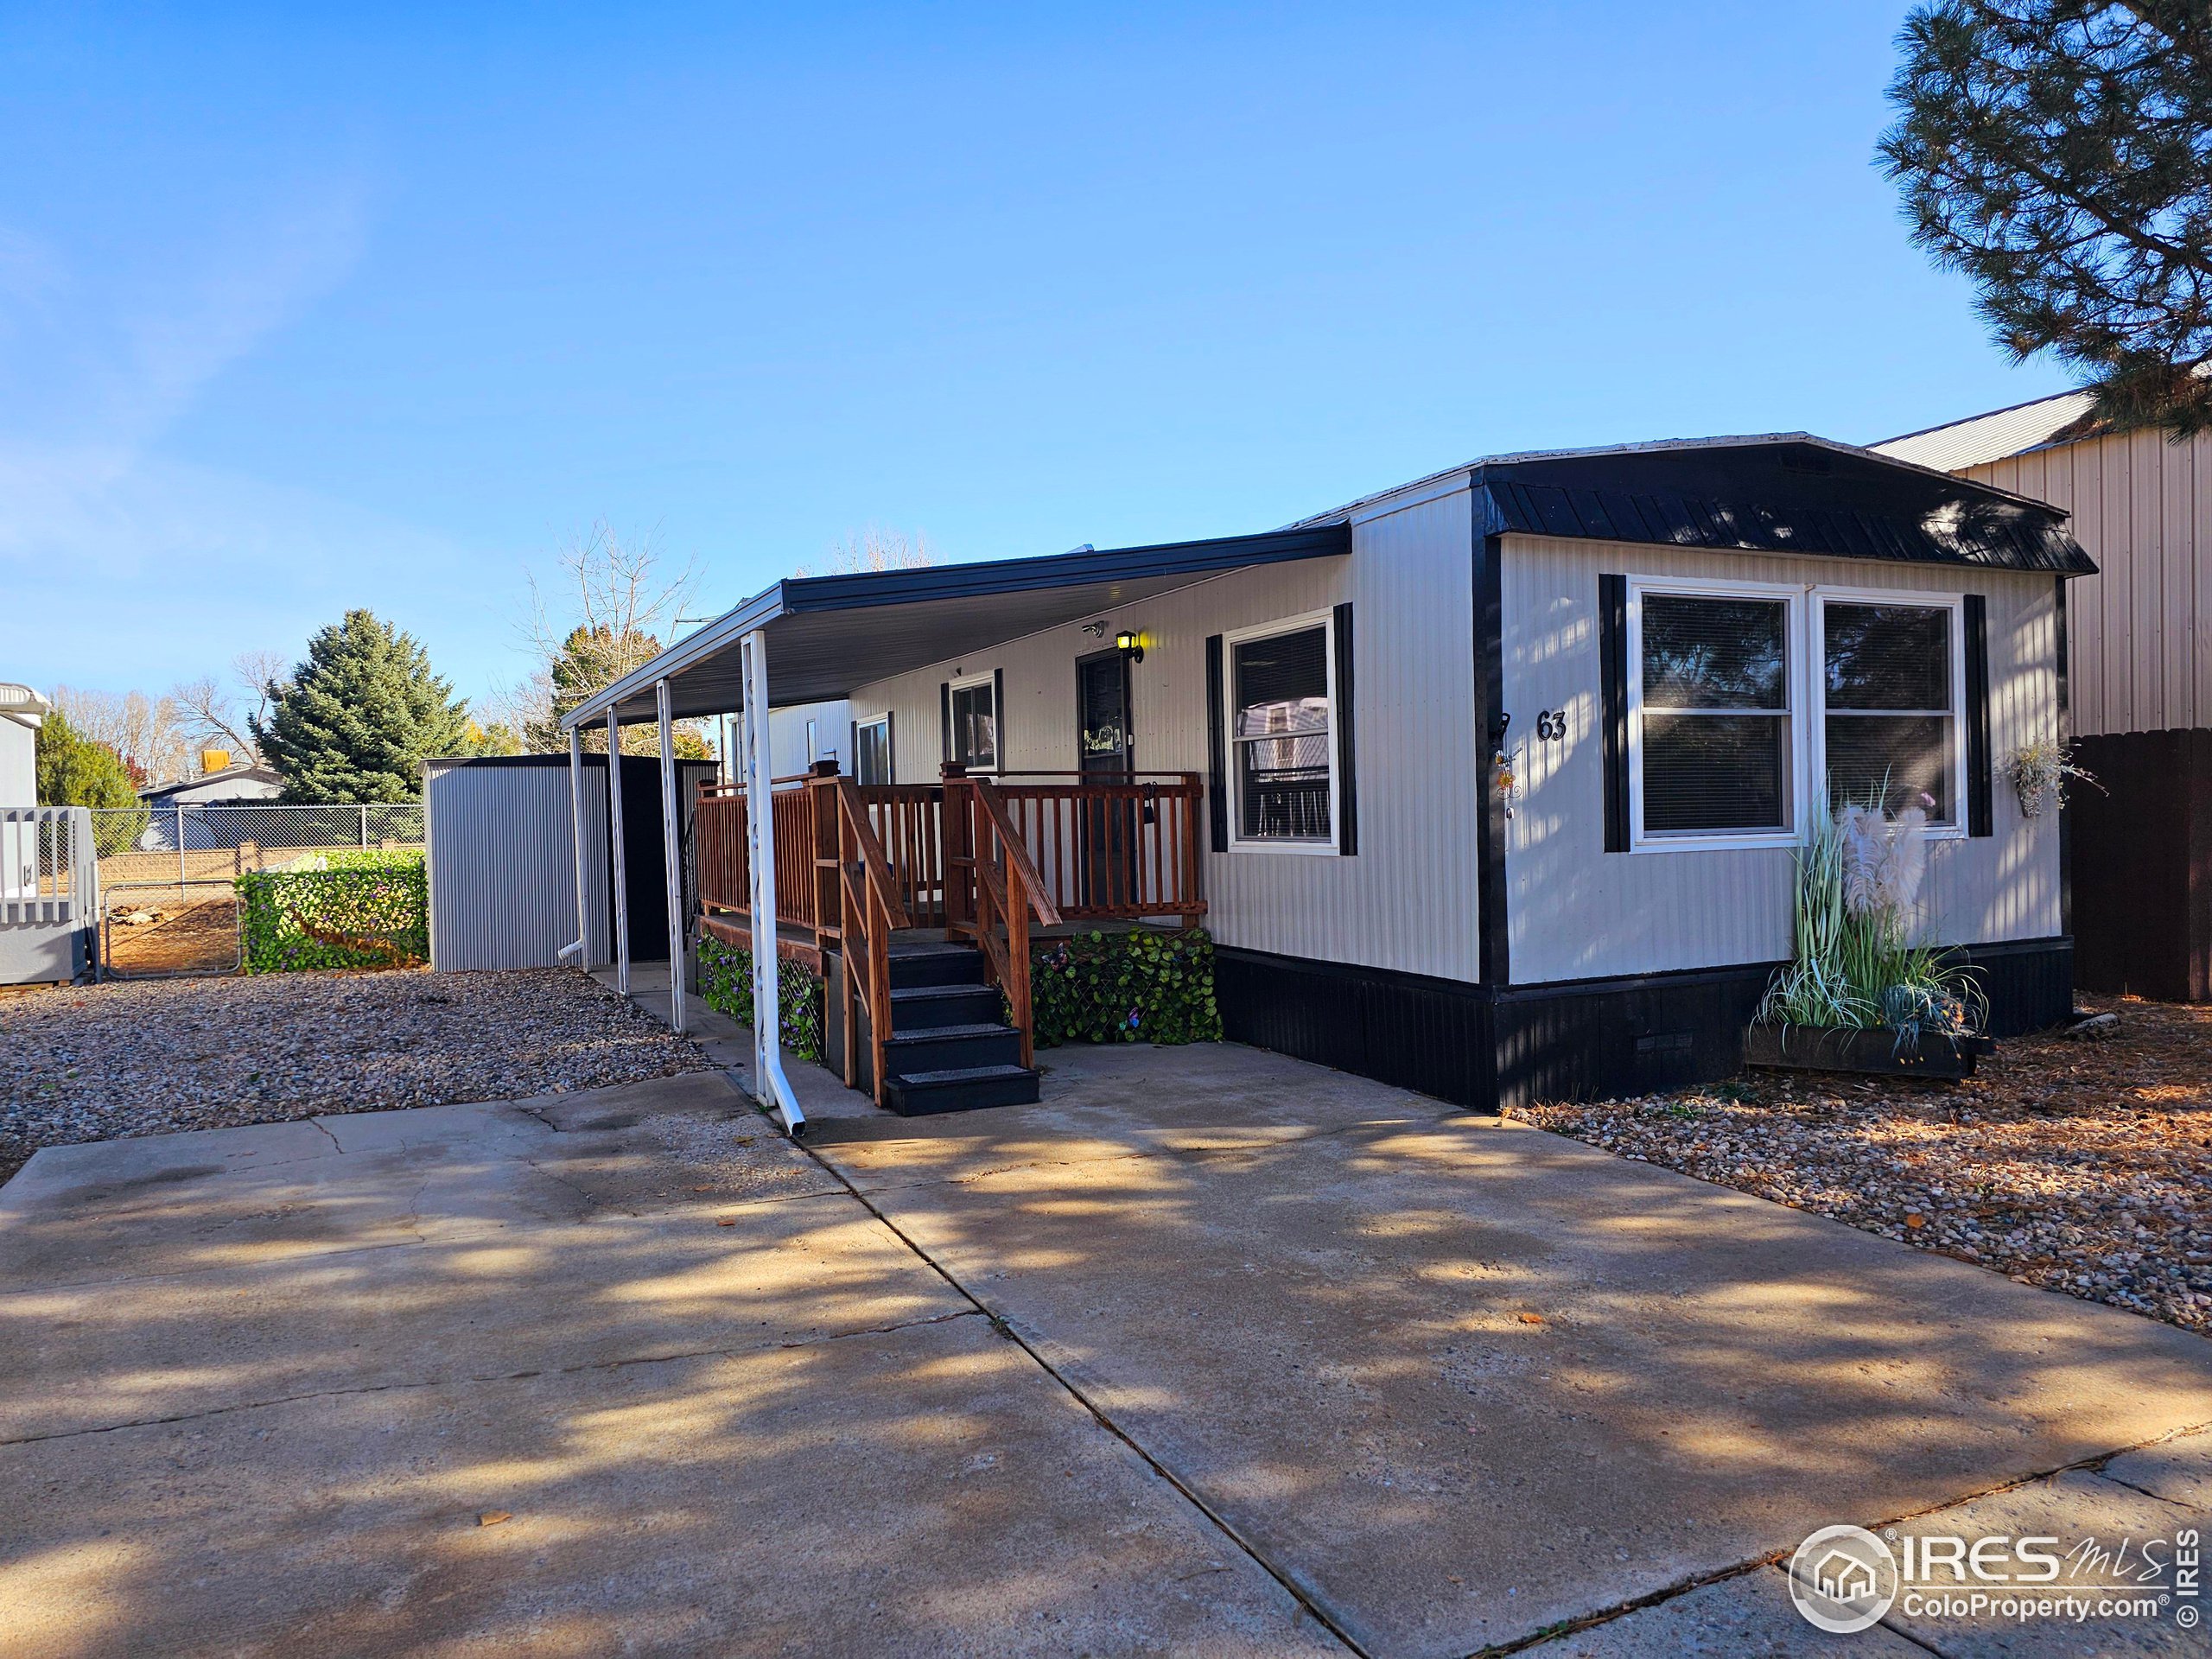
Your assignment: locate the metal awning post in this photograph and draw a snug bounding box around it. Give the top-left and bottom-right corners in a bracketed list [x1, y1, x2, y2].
[607, 709, 631, 995]
[741, 630, 804, 1136]
[656, 677, 686, 1034]
[566, 726, 591, 969]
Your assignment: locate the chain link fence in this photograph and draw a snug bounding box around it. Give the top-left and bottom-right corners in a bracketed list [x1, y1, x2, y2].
[90, 803, 428, 977]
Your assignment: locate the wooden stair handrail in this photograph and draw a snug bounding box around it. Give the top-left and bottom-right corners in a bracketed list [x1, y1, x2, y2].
[969, 777, 1065, 928]
[832, 776, 912, 931]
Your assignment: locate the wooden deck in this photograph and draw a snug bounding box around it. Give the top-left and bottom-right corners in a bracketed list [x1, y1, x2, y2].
[694, 764, 1207, 1105]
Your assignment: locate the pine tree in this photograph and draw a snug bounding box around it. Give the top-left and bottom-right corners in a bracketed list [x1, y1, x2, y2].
[254, 610, 473, 802]
[35, 710, 141, 810]
[529, 624, 711, 758]
[1880, 2, 2212, 435]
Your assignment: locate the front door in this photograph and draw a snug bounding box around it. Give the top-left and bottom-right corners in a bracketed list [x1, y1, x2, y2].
[1076, 651, 1136, 908]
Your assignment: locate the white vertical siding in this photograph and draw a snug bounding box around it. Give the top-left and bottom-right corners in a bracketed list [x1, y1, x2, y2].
[1967, 429, 2212, 736]
[426, 760, 611, 972]
[847, 487, 1482, 980]
[1502, 534, 2063, 983]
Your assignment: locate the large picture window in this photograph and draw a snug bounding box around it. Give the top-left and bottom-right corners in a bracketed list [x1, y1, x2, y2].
[1817, 597, 1960, 823]
[949, 676, 997, 772]
[1624, 578, 1967, 849]
[1228, 618, 1335, 848]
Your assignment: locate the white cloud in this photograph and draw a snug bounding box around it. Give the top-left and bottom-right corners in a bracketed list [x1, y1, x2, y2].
[0, 185, 522, 697]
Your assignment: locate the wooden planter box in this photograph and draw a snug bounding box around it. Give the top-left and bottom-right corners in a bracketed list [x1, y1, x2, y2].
[1744, 1022, 1995, 1080]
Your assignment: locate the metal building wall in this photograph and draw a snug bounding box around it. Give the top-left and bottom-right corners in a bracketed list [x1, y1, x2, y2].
[1966, 429, 2212, 738]
[425, 758, 611, 973]
[844, 483, 1483, 982]
[1502, 532, 2064, 983]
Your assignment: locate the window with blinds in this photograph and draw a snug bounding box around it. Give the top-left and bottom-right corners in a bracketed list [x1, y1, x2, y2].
[1637, 592, 1792, 836]
[950, 680, 996, 771]
[1230, 622, 1332, 844]
[1821, 601, 1955, 820]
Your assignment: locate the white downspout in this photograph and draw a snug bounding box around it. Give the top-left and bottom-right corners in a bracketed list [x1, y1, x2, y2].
[607, 708, 631, 995]
[566, 725, 590, 969]
[742, 630, 805, 1136]
[656, 677, 687, 1034]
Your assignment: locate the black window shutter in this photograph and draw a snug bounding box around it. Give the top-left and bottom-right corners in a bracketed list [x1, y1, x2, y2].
[885, 710, 895, 784]
[939, 682, 952, 766]
[1965, 594, 1993, 836]
[1599, 574, 1630, 852]
[849, 721, 857, 779]
[1205, 634, 1228, 851]
[1332, 601, 1358, 855]
[993, 668, 1006, 770]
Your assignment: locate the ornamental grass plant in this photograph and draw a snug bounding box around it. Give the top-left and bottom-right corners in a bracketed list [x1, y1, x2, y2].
[1758, 788, 1983, 1052]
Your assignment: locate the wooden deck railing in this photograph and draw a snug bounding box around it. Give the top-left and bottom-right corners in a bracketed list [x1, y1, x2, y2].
[695, 778, 817, 931]
[692, 762, 1205, 1089]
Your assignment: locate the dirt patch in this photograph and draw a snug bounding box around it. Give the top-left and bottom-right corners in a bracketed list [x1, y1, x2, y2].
[103, 893, 241, 976]
[1509, 995, 2212, 1337]
[0, 968, 715, 1186]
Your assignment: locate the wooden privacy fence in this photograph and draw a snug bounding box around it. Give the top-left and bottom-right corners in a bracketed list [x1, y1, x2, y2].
[693, 763, 1206, 1103]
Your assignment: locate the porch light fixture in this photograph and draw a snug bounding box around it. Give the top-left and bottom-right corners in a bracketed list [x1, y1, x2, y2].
[1115, 628, 1145, 664]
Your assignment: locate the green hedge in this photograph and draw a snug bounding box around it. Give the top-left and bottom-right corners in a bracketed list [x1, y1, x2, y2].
[697, 933, 824, 1062]
[1031, 927, 1221, 1047]
[238, 849, 428, 974]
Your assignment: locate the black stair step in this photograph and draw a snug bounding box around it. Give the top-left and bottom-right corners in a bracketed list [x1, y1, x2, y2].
[887, 944, 987, 989]
[882, 1021, 1024, 1073]
[889, 982, 1004, 1029]
[883, 1064, 1041, 1116]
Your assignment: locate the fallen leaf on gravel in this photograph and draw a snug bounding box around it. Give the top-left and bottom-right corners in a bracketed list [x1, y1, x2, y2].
[0, 968, 715, 1186]
[478, 1511, 512, 1528]
[1506, 994, 2212, 1339]
[1516, 1312, 1546, 1325]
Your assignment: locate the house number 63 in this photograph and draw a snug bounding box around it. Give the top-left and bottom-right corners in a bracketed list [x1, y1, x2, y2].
[1534, 709, 1567, 741]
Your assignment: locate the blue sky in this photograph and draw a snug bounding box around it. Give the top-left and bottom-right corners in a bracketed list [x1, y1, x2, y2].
[0, 3, 2075, 709]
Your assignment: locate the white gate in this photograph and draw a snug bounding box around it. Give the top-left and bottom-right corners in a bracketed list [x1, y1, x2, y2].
[0, 806, 98, 983]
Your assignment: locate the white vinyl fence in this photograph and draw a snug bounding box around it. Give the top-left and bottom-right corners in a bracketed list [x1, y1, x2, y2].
[1, 806, 97, 982]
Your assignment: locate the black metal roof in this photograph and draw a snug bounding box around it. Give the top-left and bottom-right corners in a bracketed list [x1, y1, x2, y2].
[569, 523, 1351, 724]
[1464, 438, 2094, 574]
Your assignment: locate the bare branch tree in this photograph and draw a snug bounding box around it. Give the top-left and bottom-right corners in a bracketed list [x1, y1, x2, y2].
[517, 523, 711, 754]
[232, 649, 290, 735]
[795, 525, 938, 578]
[48, 685, 192, 784]
[171, 675, 262, 770]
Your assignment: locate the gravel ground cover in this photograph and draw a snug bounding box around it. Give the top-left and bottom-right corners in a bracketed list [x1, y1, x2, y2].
[1508, 995, 2212, 1337]
[0, 968, 714, 1185]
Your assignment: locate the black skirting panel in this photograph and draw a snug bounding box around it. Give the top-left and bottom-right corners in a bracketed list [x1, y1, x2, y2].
[1215, 938, 2075, 1110]
[1213, 948, 1493, 1108]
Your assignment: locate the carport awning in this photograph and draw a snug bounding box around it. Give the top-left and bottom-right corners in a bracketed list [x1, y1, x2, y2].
[562, 524, 1352, 726]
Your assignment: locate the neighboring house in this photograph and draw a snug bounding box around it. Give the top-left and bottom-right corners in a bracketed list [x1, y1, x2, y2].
[568, 433, 2089, 1116]
[1876, 395, 2212, 999]
[139, 764, 285, 806]
[2, 682, 93, 985]
[0, 683, 44, 807]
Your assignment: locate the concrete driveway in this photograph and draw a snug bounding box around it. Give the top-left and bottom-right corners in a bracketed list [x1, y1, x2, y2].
[3, 1030, 2209, 1657]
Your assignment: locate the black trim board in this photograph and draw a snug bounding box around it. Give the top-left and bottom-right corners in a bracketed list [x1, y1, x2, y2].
[1598, 573, 1629, 852]
[1472, 528, 1510, 983]
[1216, 938, 2075, 1110]
[1205, 634, 1228, 852]
[1332, 601, 1357, 856]
[1965, 594, 1993, 837]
